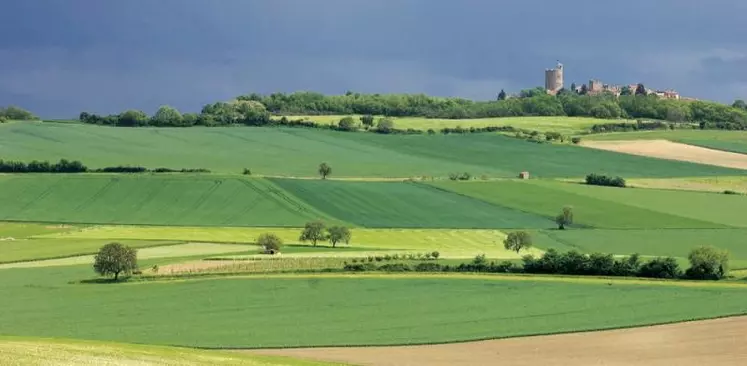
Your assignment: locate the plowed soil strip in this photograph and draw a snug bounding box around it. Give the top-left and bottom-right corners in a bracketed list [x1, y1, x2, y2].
[248, 316, 747, 366]
[581, 139, 747, 170]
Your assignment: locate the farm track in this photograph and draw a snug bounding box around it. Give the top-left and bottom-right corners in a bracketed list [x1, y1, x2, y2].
[250, 316, 747, 366]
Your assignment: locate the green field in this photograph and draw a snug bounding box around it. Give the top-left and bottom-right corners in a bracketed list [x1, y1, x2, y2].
[0, 337, 339, 366]
[294, 115, 625, 134]
[1, 122, 744, 178]
[0, 238, 178, 264]
[1, 268, 746, 348]
[0, 175, 336, 227]
[41, 225, 536, 259]
[271, 179, 553, 229]
[429, 180, 730, 229]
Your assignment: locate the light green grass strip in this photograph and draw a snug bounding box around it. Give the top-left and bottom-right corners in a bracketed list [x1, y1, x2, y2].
[0, 337, 345, 365]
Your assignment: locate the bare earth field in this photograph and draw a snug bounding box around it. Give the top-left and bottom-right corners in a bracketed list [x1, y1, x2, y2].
[581, 140, 747, 170]
[251, 316, 747, 366]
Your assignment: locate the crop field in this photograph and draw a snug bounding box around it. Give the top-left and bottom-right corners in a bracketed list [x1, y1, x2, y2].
[40, 226, 527, 259]
[429, 180, 725, 229]
[0, 238, 178, 264]
[0, 243, 253, 269]
[0, 175, 337, 227]
[1, 122, 745, 178]
[271, 178, 553, 229]
[628, 176, 747, 193]
[0, 271, 746, 349]
[292, 115, 624, 134]
[0, 337, 338, 366]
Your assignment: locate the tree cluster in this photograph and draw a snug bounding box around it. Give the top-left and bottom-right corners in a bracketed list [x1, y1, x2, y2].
[0, 106, 38, 121]
[342, 246, 730, 281]
[0, 159, 209, 174]
[78, 90, 747, 130]
[299, 221, 352, 248]
[585, 173, 626, 188]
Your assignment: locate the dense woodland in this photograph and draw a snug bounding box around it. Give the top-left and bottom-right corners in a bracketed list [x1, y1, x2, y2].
[0, 106, 38, 122]
[76, 88, 747, 130]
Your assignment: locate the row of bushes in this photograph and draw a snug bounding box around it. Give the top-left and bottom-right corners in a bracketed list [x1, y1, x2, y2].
[588, 119, 691, 133]
[343, 247, 729, 281]
[0, 159, 210, 174]
[585, 173, 626, 188]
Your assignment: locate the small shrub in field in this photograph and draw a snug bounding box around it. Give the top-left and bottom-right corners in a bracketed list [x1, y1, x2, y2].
[242, 168, 252, 175]
[378, 263, 411, 272]
[351, 258, 358, 263]
[151, 265, 159, 273]
[555, 206, 574, 230]
[367, 256, 374, 262]
[723, 190, 740, 195]
[424, 252, 432, 260]
[392, 254, 400, 260]
[374, 256, 383, 262]
[384, 254, 392, 261]
[586, 173, 626, 188]
[571, 137, 582, 144]
[431, 251, 440, 260]
[448, 173, 460, 181]
[473, 254, 487, 265]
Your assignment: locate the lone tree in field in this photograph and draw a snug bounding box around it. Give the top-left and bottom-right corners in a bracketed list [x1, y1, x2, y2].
[555, 206, 574, 230]
[93, 242, 138, 281]
[318, 162, 331, 179]
[503, 231, 533, 253]
[327, 226, 352, 248]
[257, 233, 283, 254]
[300, 221, 327, 246]
[686, 246, 729, 280]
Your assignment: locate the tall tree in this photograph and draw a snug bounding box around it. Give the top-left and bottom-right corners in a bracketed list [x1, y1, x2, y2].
[93, 242, 138, 281]
[503, 231, 533, 253]
[151, 105, 183, 126]
[327, 226, 352, 248]
[732, 100, 747, 110]
[318, 162, 331, 179]
[555, 206, 574, 230]
[570, 83, 577, 93]
[497, 89, 507, 100]
[579, 84, 588, 95]
[299, 221, 327, 246]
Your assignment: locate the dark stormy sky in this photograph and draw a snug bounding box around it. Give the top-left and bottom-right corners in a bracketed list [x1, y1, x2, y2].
[1, 0, 746, 118]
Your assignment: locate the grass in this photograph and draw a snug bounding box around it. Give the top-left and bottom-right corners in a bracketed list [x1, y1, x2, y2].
[0, 238, 178, 264]
[548, 181, 747, 228]
[41, 225, 531, 259]
[1, 269, 747, 348]
[0, 222, 76, 238]
[0, 175, 337, 227]
[0, 337, 341, 365]
[270, 178, 553, 229]
[293, 115, 625, 134]
[1, 122, 744, 178]
[628, 176, 747, 194]
[0, 243, 253, 269]
[429, 180, 726, 229]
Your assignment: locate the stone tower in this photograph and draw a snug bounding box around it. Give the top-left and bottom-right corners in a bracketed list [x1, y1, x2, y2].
[544, 61, 564, 95]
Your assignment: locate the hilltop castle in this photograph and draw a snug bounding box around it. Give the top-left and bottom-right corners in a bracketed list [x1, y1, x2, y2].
[544, 61, 682, 100]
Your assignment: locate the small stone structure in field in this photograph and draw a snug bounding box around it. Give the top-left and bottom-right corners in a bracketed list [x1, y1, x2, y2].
[518, 171, 530, 179]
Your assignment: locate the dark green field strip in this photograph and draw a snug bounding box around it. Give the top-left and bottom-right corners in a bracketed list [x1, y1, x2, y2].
[1, 268, 747, 348]
[0, 175, 337, 227]
[270, 178, 554, 229]
[2, 122, 745, 178]
[678, 139, 747, 155]
[429, 180, 727, 229]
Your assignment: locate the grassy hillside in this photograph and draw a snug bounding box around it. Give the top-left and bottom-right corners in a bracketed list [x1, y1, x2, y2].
[2, 268, 747, 348]
[293, 115, 623, 134]
[270, 178, 553, 229]
[1, 122, 745, 178]
[0, 337, 339, 365]
[0, 175, 336, 227]
[429, 180, 729, 229]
